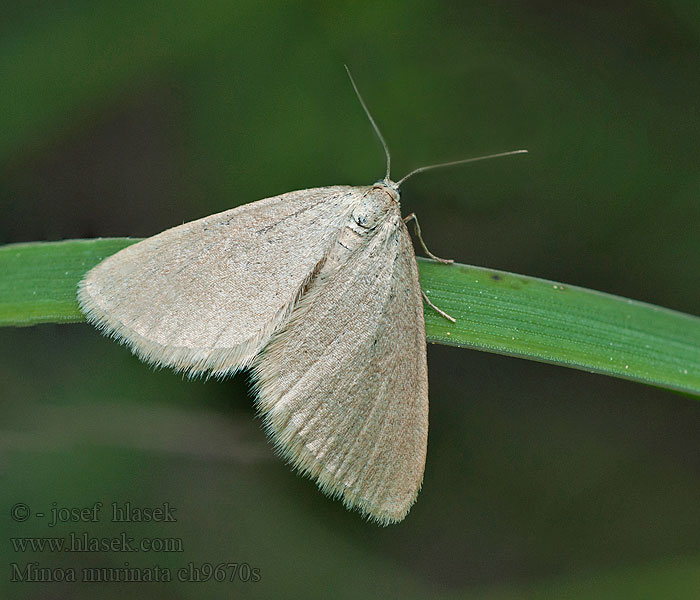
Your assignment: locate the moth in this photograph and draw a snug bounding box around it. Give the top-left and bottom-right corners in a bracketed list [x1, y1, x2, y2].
[78, 68, 525, 524]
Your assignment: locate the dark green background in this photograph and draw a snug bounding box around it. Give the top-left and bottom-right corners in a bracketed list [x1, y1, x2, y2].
[1, 2, 699, 598]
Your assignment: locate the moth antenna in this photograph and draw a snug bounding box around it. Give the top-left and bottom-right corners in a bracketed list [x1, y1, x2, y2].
[396, 149, 528, 188]
[344, 65, 392, 182]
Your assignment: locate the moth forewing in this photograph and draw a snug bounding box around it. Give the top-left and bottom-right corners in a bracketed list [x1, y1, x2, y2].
[251, 185, 428, 524]
[78, 186, 360, 378]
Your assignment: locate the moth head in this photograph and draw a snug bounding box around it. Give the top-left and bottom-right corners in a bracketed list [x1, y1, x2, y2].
[372, 179, 400, 203]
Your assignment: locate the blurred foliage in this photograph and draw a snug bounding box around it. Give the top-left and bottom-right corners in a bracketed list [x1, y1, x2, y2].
[1, 2, 699, 599]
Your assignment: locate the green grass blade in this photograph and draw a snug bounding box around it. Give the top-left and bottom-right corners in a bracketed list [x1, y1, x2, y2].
[420, 260, 699, 395]
[0, 239, 137, 325]
[1, 239, 698, 395]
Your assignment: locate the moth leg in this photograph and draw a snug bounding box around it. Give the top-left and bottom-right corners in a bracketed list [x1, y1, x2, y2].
[403, 213, 454, 264]
[421, 290, 456, 323]
[403, 213, 455, 322]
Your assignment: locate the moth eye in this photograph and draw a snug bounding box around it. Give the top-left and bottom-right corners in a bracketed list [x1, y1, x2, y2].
[352, 194, 390, 230]
[352, 206, 378, 229]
